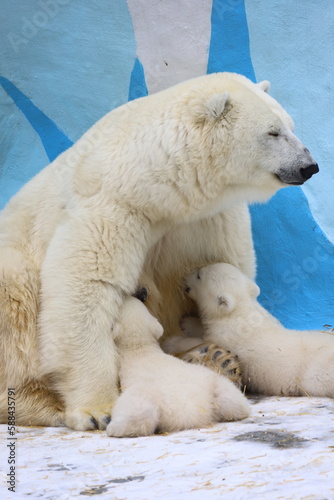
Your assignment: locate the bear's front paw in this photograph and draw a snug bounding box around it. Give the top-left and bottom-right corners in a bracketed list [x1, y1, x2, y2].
[64, 404, 113, 431]
[175, 344, 243, 389]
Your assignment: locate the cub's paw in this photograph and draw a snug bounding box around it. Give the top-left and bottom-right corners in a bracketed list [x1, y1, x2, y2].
[64, 404, 113, 431]
[107, 397, 158, 438]
[214, 377, 250, 421]
[175, 344, 242, 389]
[106, 419, 130, 438]
[106, 415, 156, 438]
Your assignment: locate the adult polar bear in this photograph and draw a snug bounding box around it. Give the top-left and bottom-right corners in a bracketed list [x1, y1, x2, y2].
[0, 73, 318, 431]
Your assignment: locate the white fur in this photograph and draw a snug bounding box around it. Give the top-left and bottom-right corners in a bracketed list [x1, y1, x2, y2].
[0, 73, 317, 429]
[107, 297, 250, 437]
[183, 263, 334, 397]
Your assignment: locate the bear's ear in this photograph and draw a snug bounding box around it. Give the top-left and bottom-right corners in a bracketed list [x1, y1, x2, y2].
[217, 292, 235, 313]
[206, 91, 230, 119]
[257, 80, 270, 93]
[193, 91, 230, 123]
[247, 280, 260, 299]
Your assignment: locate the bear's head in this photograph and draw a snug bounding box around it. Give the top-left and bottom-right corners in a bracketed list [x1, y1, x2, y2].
[113, 297, 164, 350]
[80, 73, 318, 223]
[177, 73, 318, 210]
[184, 262, 260, 319]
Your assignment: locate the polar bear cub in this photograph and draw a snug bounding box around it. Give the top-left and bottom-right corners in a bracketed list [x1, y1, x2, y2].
[183, 263, 334, 398]
[106, 297, 250, 437]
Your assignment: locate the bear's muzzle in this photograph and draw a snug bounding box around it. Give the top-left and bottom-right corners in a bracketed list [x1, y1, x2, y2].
[276, 162, 319, 185]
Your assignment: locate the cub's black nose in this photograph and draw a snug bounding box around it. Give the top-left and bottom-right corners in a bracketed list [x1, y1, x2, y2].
[300, 163, 319, 181]
[133, 287, 148, 303]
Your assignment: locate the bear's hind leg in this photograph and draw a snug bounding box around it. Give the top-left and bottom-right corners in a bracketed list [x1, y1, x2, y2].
[0, 247, 64, 427]
[0, 380, 65, 427]
[0, 247, 40, 386]
[162, 332, 243, 389]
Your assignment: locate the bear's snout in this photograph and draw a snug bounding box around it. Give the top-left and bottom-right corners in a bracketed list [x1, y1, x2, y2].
[300, 163, 319, 181]
[276, 161, 319, 186]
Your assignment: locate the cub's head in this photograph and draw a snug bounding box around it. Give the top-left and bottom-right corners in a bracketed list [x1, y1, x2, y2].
[184, 263, 260, 318]
[113, 297, 164, 350]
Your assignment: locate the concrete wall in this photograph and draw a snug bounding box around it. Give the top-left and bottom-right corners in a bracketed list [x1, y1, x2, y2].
[1, 0, 333, 328]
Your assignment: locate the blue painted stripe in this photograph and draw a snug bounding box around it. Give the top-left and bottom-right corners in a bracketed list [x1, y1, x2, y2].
[207, 0, 255, 80]
[207, 0, 334, 328]
[251, 190, 334, 329]
[128, 57, 148, 101]
[0, 76, 73, 161]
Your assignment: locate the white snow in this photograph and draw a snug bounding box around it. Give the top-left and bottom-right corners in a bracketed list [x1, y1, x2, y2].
[1, 396, 334, 499]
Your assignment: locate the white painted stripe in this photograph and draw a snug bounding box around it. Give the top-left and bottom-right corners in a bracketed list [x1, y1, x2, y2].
[127, 0, 213, 94]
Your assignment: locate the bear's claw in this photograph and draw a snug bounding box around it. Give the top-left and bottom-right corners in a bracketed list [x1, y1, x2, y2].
[174, 343, 242, 389]
[64, 404, 113, 431]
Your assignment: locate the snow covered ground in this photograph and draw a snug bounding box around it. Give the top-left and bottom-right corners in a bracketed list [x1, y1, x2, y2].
[1, 396, 334, 499]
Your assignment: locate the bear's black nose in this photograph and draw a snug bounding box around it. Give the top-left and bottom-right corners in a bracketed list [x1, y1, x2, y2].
[300, 163, 319, 181]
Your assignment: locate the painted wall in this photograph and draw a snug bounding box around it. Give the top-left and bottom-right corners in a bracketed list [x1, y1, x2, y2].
[1, 0, 333, 329]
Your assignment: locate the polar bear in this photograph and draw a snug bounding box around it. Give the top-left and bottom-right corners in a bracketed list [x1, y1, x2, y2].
[180, 263, 334, 397]
[0, 73, 318, 430]
[106, 297, 249, 437]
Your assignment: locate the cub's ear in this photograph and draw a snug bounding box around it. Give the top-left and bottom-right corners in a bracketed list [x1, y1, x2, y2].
[247, 280, 260, 299]
[217, 292, 235, 313]
[257, 80, 270, 93]
[151, 319, 164, 340]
